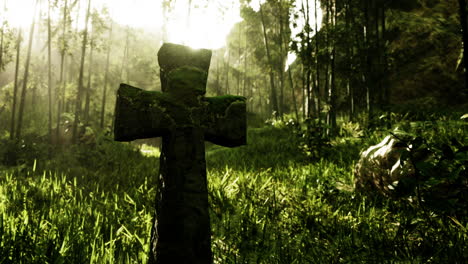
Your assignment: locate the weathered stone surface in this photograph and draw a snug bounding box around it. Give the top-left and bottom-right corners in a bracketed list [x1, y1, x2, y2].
[114, 84, 246, 145]
[158, 43, 212, 93]
[354, 135, 415, 196]
[114, 42, 246, 264]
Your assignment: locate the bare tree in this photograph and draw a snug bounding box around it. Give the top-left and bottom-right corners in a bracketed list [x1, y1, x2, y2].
[47, 0, 53, 144]
[16, 0, 39, 139]
[10, 29, 22, 140]
[72, 0, 92, 143]
[259, 2, 279, 117]
[100, 21, 112, 129]
[458, 0, 468, 96]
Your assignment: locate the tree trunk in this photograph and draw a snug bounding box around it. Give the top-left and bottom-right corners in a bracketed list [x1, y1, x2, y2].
[243, 29, 248, 97]
[56, 0, 68, 144]
[47, 0, 53, 144]
[278, 0, 288, 119]
[237, 24, 241, 95]
[458, 0, 468, 96]
[314, 0, 321, 119]
[382, 3, 388, 107]
[120, 26, 130, 84]
[301, 64, 306, 119]
[329, 0, 337, 135]
[288, 67, 299, 121]
[10, 29, 22, 140]
[224, 48, 230, 94]
[214, 51, 221, 96]
[259, 2, 279, 118]
[364, 0, 373, 126]
[345, 0, 354, 122]
[84, 31, 94, 124]
[125, 28, 130, 84]
[0, 2, 4, 71]
[16, 0, 38, 140]
[72, 0, 91, 143]
[100, 21, 113, 129]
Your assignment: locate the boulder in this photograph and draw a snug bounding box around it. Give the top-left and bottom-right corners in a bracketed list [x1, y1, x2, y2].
[354, 135, 415, 197]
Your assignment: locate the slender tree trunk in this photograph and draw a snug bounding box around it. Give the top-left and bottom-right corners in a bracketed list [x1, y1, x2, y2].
[56, 0, 68, 143]
[259, 2, 278, 117]
[100, 21, 113, 129]
[120, 26, 130, 84]
[381, 3, 387, 102]
[324, 5, 330, 127]
[84, 32, 94, 124]
[458, 0, 468, 96]
[243, 29, 248, 98]
[278, 0, 288, 119]
[324, 0, 331, 129]
[374, 1, 382, 108]
[288, 67, 299, 121]
[10, 29, 22, 140]
[237, 24, 242, 95]
[314, 0, 321, 119]
[328, 0, 337, 135]
[16, 0, 38, 139]
[0, 1, 4, 71]
[224, 48, 230, 94]
[31, 84, 37, 111]
[301, 64, 306, 119]
[125, 28, 130, 84]
[47, 1, 53, 144]
[364, 0, 373, 125]
[72, 0, 91, 143]
[215, 51, 221, 96]
[345, 0, 354, 121]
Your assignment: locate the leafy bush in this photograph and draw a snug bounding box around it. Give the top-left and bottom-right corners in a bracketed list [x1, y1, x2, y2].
[393, 132, 468, 217]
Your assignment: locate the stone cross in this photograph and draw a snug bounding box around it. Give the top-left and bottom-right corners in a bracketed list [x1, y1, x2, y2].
[114, 43, 246, 264]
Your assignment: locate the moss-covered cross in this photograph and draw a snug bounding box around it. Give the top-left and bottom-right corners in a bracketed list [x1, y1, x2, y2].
[113, 43, 246, 264]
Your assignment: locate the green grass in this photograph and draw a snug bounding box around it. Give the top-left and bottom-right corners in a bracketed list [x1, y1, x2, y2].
[0, 121, 467, 263]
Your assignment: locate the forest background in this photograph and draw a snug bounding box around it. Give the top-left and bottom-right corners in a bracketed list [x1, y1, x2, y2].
[0, 0, 467, 263]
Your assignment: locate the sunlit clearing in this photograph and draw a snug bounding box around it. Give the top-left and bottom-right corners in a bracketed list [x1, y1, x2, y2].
[140, 144, 160, 158]
[3, 0, 36, 29]
[286, 0, 323, 70]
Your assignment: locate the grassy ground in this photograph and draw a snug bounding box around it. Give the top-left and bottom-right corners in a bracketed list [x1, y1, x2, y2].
[0, 120, 467, 263]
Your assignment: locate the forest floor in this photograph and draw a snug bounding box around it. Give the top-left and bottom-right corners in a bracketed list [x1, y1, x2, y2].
[0, 114, 467, 263]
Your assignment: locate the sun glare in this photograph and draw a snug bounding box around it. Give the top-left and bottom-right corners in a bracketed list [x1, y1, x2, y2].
[3, 0, 36, 29]
[3, 0, 242, 50]
[164, 0, 242, 49]
[106, 0, 242, 50]
[3, 0, 320, 53]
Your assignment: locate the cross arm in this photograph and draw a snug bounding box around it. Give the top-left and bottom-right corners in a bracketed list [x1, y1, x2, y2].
[203, 96, 247, 147]
[114, 84, 179, 141]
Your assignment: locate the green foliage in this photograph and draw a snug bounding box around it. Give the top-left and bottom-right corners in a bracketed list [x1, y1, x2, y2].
[295, 118, 331, 160]
[0, 136, 158, 263]
[1, 116, 468, 263]
[390, 123, 468, 217]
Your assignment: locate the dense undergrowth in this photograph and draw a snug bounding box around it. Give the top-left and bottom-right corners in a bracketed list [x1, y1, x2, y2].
[0, 112, 467, 263]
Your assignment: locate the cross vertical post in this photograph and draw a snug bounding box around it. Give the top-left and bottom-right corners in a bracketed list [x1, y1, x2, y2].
[114, 43, 247, 264]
